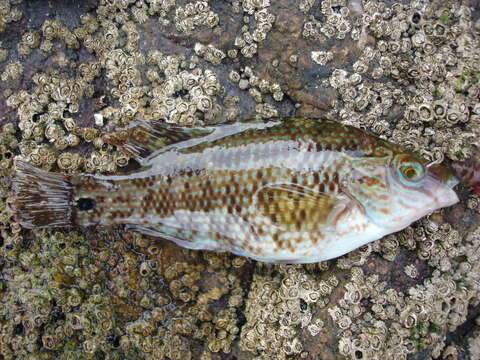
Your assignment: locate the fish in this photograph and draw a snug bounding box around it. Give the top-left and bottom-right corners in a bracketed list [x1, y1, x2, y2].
[10, 117, 460, 263]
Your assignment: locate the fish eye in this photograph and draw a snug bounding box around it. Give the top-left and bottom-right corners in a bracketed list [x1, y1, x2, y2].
[399, 162, 424, 182]
[77, 197, 96, 211]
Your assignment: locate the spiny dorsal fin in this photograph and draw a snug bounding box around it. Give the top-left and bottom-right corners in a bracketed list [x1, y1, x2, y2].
[102, 118, 214, 165]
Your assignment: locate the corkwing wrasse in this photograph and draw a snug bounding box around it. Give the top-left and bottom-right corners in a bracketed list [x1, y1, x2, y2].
[10, 118, 459, 263]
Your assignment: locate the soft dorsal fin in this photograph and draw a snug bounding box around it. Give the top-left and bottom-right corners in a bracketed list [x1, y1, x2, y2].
[102, 118, 214, 165]
[255, 183, 352, 232]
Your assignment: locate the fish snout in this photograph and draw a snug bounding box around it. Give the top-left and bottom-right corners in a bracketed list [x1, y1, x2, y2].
[427, 181, 459, 209]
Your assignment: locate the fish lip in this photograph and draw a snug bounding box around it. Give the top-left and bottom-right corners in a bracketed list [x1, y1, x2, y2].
[431, 186, 459, 209]
[425, 164, 460, 208]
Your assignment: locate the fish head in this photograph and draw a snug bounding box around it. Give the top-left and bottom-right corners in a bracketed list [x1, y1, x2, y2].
[349, 152, 459, 232]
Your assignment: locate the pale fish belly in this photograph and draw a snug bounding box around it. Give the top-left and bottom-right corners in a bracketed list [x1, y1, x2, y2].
[139, 199, 386, 264]
[241, 200, 388, 263]
[315, 206, 387, 262]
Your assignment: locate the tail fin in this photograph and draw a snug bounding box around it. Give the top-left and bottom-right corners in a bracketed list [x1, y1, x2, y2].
[10, 160, 75, 228]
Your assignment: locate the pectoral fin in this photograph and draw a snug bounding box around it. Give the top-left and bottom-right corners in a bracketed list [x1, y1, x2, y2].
[103, 118, 214, 165]
[255, 183, 351, 232]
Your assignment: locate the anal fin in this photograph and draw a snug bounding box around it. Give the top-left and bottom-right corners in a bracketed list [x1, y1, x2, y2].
[126, 224, 221, 251]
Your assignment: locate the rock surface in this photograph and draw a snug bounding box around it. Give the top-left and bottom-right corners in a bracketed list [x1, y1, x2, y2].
[0, 0, 479, 359]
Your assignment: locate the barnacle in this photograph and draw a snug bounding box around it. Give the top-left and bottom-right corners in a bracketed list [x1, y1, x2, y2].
[255, 103, 277, 118]
[311, 50, 333, 65]
[194, 43, 225, 65]
[404, 264, 419, 279]
[248, 87, 262, 103]
[299, 0, 315, 13]
[1, 61, 23, 81]
[228, 70, 240, 83]
[57, 152, 82, 171]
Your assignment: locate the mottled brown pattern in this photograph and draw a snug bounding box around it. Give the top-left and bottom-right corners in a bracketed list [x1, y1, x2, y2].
[12, 118, 459, 262]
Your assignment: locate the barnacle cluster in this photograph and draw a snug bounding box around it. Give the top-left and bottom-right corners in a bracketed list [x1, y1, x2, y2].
[0, 124, 17, 175]
[327, 210, 480, 360]
[3, 63, 126, 172]
[144, 50, 223, 125]
[317, 1, 480, 165]
[0, 226, 250, 359]
[41, 19, 80, 52]
[94, 0, 176, 26]
[229, 65, 283, 118]
[299, 0, 316, 14]
[240, 264, 333, 359]
[113, 248, 248, 358]
[333, 263, 477, 359]
[469, 329, 480, 359]
[174, 1, 219, 34]
[232, 0, 275, 58]
[0, 0, 479, 359]
[194, 43, 225, 65]
[0, 231, 104, 357]
[0, 0, 22, 33]
[303, 0, 352, 41]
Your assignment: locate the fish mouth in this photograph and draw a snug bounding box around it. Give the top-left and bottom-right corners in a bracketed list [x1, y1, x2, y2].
[424, 177, 459, 210]
[427, 163, 460, 189]
[433, 187, 459, 209]
[425, 164, 460, 208]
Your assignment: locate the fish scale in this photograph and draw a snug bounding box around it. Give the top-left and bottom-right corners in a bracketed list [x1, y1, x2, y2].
[11, 117, 459, 263]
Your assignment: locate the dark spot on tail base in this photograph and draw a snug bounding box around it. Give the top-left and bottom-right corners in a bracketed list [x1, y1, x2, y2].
[77, 198, 96, 211]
